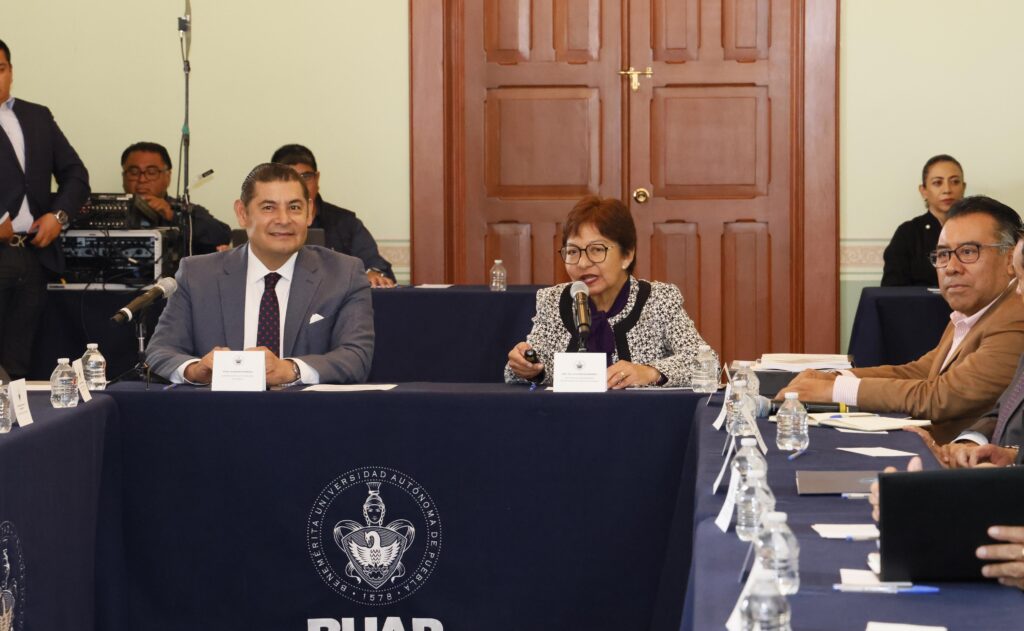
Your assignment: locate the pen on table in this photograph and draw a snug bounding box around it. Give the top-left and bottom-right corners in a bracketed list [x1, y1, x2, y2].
[787, 448, 807, 461]
[832, 584, 939, 594]
[828, 413, 877, 419]
[842, 492, 870, 500]
[844, 535, 878, 541]
[162, 383, 178, 391]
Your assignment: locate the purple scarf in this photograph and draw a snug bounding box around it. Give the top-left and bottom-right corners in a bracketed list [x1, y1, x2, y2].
[585, 279, 632, 365]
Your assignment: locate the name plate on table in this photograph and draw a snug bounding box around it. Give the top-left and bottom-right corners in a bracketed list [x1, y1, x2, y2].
[553, 352, 607, 392]
[212, 351, 266, 391]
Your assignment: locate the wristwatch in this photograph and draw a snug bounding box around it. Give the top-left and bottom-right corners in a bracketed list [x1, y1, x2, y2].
[52, 210, 70, 227]
[284, 359, 302, 386]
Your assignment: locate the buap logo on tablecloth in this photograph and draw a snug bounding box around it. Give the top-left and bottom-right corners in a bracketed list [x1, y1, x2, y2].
[307, 467, 442, 605]
[0, 521, 25, 631]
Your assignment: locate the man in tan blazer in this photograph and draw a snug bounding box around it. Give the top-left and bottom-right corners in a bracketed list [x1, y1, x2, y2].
[783, 196, 1024, 443]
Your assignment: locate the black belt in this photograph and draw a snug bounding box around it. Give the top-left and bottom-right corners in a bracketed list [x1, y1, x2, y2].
[4, 233, 30, 248]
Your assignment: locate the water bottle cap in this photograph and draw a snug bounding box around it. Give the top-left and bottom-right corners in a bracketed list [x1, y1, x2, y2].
[87, 343, 98, 350]
[763, 511, 787, 522]
[740, 438, 757, 447]
[58, 357, 70, 364]
[784, 392, 798, 400]
[494, 259, 503, 264]
[737, 360, 752, 367]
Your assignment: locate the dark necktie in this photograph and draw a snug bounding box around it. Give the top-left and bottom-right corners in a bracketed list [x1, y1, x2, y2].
[992, 373, 1024, 445]
[256, 272, 282, 357]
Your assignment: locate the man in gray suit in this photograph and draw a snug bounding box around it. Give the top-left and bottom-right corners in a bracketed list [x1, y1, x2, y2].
[146, 162, 374, 386]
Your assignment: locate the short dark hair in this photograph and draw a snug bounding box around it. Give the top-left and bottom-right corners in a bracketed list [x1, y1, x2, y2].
[239, 162, 309, 205]
[121, 142, 173, 170]
[271, 144, 317, 171]
[947, 195, 1022, 250]
[562, 195, 638, 274]
[0, 39, 10, 64]
[921, 154, 963, 185]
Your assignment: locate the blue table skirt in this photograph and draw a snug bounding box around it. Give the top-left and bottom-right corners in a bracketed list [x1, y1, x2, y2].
[0, 393, 114, 631]
[683, 399, 1023, 630]
[96, 383, 702, 631]
[847, 287, 951, 368]
[32, 285, 541, 383]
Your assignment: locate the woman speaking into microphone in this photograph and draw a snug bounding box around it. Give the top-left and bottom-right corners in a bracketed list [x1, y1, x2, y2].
[504, 196, 712, 389]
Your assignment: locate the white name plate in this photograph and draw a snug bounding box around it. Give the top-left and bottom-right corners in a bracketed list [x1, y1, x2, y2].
[8, 379, 34, 426]
[553, 352, 607, 392]
[212, 351, 267, 392]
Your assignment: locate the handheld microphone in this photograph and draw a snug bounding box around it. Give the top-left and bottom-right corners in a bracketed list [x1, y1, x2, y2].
[111, 277, 178, 324]
[570, 281, 591, 351]
[754, 395, 856, 416]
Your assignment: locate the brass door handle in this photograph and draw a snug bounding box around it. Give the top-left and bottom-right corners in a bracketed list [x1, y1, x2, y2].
[618, 66, 653, 92]
[633, 188, 650, 204]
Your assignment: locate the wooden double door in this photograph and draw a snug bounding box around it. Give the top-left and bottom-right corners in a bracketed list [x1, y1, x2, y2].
[411, 0, 838, 360]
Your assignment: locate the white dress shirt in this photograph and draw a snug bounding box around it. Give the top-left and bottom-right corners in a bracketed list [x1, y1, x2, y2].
[832, 288, 1006, 406]
[0, 96, 33, 232]
[172, 246, 320, 385]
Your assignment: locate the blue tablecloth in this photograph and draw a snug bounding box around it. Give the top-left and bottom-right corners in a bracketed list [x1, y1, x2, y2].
[847, 287, 951, 368]
[95, 383, 701, 631]
[0, 393, 114, 631]
[32, 285, 541, 383]
[683, 399, 1023, 630]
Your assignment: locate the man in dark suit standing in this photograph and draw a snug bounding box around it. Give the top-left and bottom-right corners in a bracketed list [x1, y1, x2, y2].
[146, 162, 374, 385]
[270, 144, 396, 287]
[0, 39, 90, 378]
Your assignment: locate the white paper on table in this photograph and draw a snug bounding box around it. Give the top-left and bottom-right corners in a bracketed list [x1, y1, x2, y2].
[815, 414, 931, 432]
[811, 523, 880, 540]
[713, 440, 735, 494]
[714, 473, 740, 532]
[712, 384, 732, 430]
[303, 384, 398, 392]
[840, 569, 883, 585]
[867, 552, 881, 574]
[416, 284, 453, 288]
[72, 358, 93, 403]
[552, 352, 607, 392]
[211, 350, 266, 392]
[25, 383, 51, 391]
[836, 427, 889, 434]
[8, 379, 33, 426]
[838, 447, 919, 458]
[866, 624, 947, 631]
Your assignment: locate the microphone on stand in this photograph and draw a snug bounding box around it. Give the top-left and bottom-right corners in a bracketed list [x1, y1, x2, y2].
[111, 278, 178, 324]
[570, 281, 591, 352]
[178, 0, 192, 59]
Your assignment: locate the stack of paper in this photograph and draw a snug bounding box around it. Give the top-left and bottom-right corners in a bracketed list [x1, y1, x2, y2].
[758, 353, 852, 371]
[812, 414, 931, 432]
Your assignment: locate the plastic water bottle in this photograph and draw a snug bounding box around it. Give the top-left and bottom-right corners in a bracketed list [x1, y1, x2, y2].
[49, 358, 79, 408]
[775, 392, 809, 451]
[736, 360, 761, 396]
[732, 437, 768, 486]
[727, 379, 756, 438]
[81, 343, 107, 391]
[691, 344, 719, 393]
[736, 469, 775, 541]
[0, 382, 12, 434]
[489, 259, 508, 292]
[739, 575, 792, 631]
[755, 511, 801, 595]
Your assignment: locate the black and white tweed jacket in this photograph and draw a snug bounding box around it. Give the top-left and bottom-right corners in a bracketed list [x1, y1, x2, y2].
[504, 276, 713, 387]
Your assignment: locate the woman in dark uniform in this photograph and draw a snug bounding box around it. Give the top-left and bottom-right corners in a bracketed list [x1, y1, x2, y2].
[881, 154, 966, 286]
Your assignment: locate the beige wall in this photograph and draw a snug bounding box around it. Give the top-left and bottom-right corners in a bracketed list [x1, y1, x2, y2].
[5, 1, 411, 279]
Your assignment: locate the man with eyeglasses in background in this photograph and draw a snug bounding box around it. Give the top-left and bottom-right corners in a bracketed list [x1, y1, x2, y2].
[782, 196, 1024, 443]
[0, 38, 90, 379]
[120, 141, 230, 255]
[270, 144, 396, 287]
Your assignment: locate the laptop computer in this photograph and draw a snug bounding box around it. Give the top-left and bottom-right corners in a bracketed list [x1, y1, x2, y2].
[879, 466, 1024, 582]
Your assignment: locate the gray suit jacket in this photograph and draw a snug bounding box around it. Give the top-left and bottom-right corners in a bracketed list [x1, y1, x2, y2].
[967, 354, 1024, 454]
[146, 245, 374, 384]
